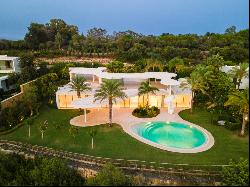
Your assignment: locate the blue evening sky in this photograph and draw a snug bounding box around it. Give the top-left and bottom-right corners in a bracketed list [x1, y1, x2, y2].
[0, 0, 249, 40]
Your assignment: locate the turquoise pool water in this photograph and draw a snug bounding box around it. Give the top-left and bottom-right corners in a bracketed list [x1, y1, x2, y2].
[132, 121, 206, 149]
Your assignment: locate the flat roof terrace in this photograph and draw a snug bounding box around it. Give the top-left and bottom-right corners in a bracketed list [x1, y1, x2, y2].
[69, 67, 180, 86]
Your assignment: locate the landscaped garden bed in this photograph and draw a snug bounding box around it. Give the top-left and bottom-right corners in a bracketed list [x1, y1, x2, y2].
[132, 106, 160, 118]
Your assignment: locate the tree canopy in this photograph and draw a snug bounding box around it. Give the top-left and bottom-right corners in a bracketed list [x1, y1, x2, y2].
[0, 20, 248, 65]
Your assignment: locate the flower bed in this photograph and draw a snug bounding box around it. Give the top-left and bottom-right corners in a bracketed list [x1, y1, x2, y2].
[132, 106, 160, 118]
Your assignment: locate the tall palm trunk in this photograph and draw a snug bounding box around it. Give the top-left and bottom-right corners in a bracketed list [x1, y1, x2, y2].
[28, 105, 33, 116]
[190, 91, 194, 113]
[146, 93, 149, 108]
[240, 113, 248, 136]
[237, 79, 241, 90]
[29, 125, 31, 137]
[91, 137, 94, 149]
[77, 90, 81, 98]
[109, 97, 113, 127]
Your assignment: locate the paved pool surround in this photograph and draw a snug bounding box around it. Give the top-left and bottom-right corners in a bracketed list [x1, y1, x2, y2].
[70, 108, 214, 153]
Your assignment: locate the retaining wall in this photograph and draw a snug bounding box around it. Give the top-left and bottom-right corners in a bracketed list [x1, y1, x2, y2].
[1, 80, 36, 109]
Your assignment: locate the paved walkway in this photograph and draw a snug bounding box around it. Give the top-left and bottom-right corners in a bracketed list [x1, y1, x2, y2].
[70, 107, 214, 153]
[70, 107, 187, 127]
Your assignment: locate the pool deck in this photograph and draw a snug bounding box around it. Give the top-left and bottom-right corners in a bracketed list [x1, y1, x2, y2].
[70, 108, 214, 153]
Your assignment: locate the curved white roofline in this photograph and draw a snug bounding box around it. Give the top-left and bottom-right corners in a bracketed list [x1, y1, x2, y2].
[69, 67, 179, 86]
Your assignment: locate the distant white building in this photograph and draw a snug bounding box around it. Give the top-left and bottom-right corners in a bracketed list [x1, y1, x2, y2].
[0, 55, 21, 91]
[0, 55, 21, 73]
[220, 65, 249, 89]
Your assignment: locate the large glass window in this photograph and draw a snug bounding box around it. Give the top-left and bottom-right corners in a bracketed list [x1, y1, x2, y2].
[124, 98, 130, 107]
[130, 96, 139, 108]
[138, 95, 145, 107]
[173, 95, 191, 108]
[149, 95, 157, 107]
[58, 95, 67, 108]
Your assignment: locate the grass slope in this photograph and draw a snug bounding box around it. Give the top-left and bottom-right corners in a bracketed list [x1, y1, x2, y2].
[1, 105, 248, 165]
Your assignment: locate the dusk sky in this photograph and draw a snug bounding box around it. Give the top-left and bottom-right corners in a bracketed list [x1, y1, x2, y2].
[0, 0, 249, 40]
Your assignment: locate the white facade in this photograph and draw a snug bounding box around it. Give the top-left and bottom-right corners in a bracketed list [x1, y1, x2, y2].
[56, 67, 192, 114]
[220, 65, 249, 89]
[0, 55, 21, 91]
[0, 55, 21, 73]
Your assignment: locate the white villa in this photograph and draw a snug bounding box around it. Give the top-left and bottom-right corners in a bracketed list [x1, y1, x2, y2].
[0, 55, 21, 74]
[56, 67, 192, 114]
[0, 55, 21, 91]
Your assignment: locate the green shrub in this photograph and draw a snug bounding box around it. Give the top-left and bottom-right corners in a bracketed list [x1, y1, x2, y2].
[87, 162, 133, 186]
[132, 106, 160, 118]
[225, 121, 242, 131]
[222, 158, 249, 186]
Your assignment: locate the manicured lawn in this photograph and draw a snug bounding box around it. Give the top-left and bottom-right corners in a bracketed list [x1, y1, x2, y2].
[0, 105, 248, 165]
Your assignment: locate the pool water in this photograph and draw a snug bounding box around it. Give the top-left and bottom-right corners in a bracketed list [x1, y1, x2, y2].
[132, 121, 206, 149]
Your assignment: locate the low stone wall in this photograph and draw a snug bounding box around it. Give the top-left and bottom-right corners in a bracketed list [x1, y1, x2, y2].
[1, 80, 36, 109]
[0, 140, 223, 185]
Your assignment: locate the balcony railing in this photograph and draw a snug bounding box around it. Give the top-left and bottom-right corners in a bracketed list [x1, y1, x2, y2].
[0, 66, 14, 73]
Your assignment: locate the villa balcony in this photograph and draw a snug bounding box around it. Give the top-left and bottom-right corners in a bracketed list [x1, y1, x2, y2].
[0, 66, 14, 74]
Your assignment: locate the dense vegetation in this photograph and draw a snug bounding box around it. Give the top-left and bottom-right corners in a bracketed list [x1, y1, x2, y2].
[0, 54, 103, 131]
[87, 162, 133, 186]
[0, 153, 85, 186]
[0, 153, 140, 186]
[0, 19, 248, 66]
[222, 158, 249, 186]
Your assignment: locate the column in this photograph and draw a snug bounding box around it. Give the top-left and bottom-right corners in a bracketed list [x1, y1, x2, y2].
[92, 75, 95, 82]
[99, 77, 102, 84]
[84, 108, 87, 123]
[169, 85, 172, 95]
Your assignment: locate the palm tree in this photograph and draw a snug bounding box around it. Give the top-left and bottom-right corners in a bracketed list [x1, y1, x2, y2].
[167, 57, 184, 73]
[138, 81, 159, 108]
[69, 76, 91, 98]
[25, 118, 33, 138]
[180, 70, 209, 113]
[228, 63, 249, 89]
[69, 126, 79, 139]
[145, 59, 164, 72]
[88, 129, 98, 149]
[94, 79, 127, 127]
[39, 120, 48, 140]
[224, 88, 249, 136]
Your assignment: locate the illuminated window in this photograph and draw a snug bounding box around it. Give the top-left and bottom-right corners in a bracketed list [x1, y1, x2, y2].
[130, 96, 138, 108]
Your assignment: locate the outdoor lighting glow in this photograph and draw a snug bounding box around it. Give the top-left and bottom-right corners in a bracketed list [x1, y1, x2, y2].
[166, 121, 170, 124]
[245, 116, 248, 121]
[190, 125, 193, 128]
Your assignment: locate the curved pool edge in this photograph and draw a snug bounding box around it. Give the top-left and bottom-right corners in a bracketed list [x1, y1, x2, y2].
[122, 121, 215, 154]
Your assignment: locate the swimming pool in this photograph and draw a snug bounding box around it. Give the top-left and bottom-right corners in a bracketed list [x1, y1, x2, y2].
[131, 121, 214, 153]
